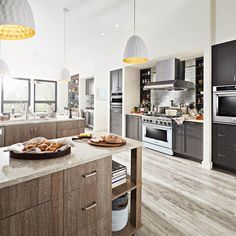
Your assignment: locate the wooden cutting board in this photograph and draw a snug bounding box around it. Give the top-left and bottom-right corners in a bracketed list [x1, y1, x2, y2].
[87, 139, 126, 147]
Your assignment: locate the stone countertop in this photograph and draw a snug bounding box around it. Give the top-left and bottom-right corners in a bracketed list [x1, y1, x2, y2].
[0, 137, 142, 189]
[0, 117, 85, 127]
[126, 113, 204, 123]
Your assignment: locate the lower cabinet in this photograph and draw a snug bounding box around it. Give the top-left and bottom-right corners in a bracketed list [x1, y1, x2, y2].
[213, 123, 236, 171]
[0, 201, 52, 236]
[64, 156, 112, 236]
[110, 108, 122, 136]
[173, 122, 203, 160]
[126, 115, 142, 141]
[57, 120, 85, 138]
[0, 157, 112, 236]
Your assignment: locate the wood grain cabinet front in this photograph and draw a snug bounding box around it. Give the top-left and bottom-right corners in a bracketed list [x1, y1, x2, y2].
[0, 175, 51, 220]
[0, 201, 52, 236]
[57, 120, 85, 138]
[64, 157, 112, 236]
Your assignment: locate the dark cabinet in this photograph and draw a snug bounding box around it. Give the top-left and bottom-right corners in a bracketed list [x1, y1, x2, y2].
[86, 78, 94, 95]
[173, 122, 203, 160]
[212, 41, 236, 86]
[126, 115, 142, 141]
[213, 123, 236, 170]
[110, 69, 122, 92]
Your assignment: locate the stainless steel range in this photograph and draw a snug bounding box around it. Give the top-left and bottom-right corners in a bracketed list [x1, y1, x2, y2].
[142, 116, 173, 155]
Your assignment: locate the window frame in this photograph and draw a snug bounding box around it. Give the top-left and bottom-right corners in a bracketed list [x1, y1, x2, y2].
[33, 79, 57, 112]
[1, 77, 31, 113]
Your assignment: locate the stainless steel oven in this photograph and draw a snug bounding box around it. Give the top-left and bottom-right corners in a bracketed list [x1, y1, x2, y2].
[111, 92, 122, 107]
[213, 86, 236, 124]
[142, 116, 173, 155]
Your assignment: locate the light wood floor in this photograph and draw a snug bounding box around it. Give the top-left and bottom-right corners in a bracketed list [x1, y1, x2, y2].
[113, 148, 236, 236]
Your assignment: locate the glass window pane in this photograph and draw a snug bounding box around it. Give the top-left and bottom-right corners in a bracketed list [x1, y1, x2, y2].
[35, 103, 55, 112]
[3, 78, 29, 101]
[3, 102, 29, 113]
[35, 81, 56, 101]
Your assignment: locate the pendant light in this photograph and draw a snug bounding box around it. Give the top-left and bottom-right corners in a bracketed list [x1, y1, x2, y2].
[0, 0, 35, 40]
[59, 8, 70, 82]
[123, 0, 148, 64]
[0, 41, 9, 76]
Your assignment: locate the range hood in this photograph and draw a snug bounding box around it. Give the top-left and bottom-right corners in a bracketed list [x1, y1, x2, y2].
[144, 58, 194, 91]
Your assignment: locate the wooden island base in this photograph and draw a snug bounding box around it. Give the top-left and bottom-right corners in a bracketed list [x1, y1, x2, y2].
[0, 146, 142, 236]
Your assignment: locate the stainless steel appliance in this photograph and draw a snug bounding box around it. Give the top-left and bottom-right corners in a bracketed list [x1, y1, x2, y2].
[142, 116, 173, 155]
[213, 85, 236, 124]
[110, 92, 122, 107]
[144, 58, 194, 91]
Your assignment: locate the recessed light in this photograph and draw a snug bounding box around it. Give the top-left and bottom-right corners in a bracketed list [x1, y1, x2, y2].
[76, 48, 80, 52]
[115, 23, 120, 28]
[101, 32, 105, 36]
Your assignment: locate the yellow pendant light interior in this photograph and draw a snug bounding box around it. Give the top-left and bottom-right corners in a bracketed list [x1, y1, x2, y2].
[0, 0, 36, 40]
[123, 0, 148, 64]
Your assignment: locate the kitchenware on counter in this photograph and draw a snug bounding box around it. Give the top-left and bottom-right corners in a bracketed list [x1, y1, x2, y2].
[88, 139, 126, 147]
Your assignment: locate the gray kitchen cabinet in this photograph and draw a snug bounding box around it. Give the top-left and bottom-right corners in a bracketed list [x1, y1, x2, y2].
[110, 107, 122, 136]
[85, 78, 94, 95]
[110, 69, 122, 92]
[213, 123, 236, 171]
[126, 115, 142, 141]
[183, 122, 203, 160]
[173, 122, 203, 160]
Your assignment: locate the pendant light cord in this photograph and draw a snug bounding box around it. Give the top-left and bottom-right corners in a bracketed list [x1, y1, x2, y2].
[134, 0, 136, 35]
[63, 9, 66, 65]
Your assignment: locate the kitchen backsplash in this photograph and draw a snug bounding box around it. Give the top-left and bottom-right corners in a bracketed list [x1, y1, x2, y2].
[151, 89, 195, 107]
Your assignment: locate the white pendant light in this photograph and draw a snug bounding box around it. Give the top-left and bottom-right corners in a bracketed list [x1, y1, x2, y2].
[0, 41, 9, 76]
[123, 0, 148, 64]
[0, 0, 35, 40]
[59, 8, 71, 82]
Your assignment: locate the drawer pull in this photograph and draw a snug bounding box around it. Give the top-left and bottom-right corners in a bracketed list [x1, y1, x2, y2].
[217, 153, 226, 157]
[82, 170, 97, 178]
[82, 202, 97, 211]
[217, 134, 226, 137]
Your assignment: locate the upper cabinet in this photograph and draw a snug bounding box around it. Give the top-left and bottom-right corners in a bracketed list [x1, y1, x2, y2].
[212, 41, 236, 86]
[110, 69, 122, 92]
[85, 78, 94, 95]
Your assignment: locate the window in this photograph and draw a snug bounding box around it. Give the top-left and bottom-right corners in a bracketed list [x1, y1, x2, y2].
[1, 78, 30, 113]
[34, 80, 57, 112]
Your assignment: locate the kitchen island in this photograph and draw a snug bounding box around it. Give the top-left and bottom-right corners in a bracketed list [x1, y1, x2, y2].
[0, 137, 142, 236]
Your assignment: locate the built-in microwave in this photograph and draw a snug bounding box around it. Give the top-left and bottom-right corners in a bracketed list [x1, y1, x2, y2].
[213, 85, 236, 124]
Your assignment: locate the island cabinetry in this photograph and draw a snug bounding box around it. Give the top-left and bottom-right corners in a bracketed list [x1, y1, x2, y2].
[64, 157, 112, 236]
[56, 120, 85, 138]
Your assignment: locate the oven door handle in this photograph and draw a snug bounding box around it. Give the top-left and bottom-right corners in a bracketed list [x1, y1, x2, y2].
[142, 123, 172, 130]
[214, 91, 236, 96]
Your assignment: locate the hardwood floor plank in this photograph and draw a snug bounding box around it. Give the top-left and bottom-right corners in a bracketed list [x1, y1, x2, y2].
[112, 147, 236, 236]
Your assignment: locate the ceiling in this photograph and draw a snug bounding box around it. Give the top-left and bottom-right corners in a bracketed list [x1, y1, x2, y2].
[3, 0, 205, 79]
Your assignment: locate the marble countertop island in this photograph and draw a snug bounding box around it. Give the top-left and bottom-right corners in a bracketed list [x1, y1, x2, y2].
[0, 137, 142, 189]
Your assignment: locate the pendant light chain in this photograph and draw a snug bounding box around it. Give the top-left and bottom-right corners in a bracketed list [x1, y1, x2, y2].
[134, 0, 136, 35]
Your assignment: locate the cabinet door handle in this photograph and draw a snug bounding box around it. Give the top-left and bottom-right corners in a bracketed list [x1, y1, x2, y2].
[82, 202, 97, 211]
[217, 133, 226, 137]
[30, 127, 33, 134]
[82, 170, 97, 178]
[34, 127, 37, 133]
[217, 153, 226, 158]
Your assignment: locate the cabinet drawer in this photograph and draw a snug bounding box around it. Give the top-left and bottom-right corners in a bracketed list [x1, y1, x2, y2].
[64, 182, 111, 235]
[0, 201, 52, 236]
[0, 175, 51, 220]
[64, 160, 99, 193]
[213, 123, 236, 148]
[213, 144, 236, 170]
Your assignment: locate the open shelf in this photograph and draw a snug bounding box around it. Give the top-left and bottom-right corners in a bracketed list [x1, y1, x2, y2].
[112, 222, 143, 236]
[112, 175, 136, 201]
